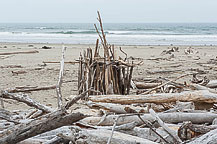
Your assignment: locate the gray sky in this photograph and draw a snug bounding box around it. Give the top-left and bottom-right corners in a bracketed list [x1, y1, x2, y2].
[0, 0, 216, 23]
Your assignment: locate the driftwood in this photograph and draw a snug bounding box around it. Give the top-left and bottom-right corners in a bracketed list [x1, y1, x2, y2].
[0, 50, 39, 55]
[134, 82, 161, 89]
[7, 85, 56, 93]
[1, 91, 53, 113]
[0, 111, 85, 144]
[76, 129, 157, 144]
[87, 101, 148, 114]
[188, 128, 217, 144]
[56, 46, 66, 109]
[81, 112, 217, 126]
[90, 90, 217, 104]
[178, 121, 217, 141]
[43, 61, 78, 64]
[206, 80, 217, 88]
[149, 109, 182, 143]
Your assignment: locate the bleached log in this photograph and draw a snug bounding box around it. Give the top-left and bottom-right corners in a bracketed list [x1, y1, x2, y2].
[89, 90, 217, 104]
[134, 127, 176, 143]
[149, 109, 182, 143]
[135, 82, 161, 89]
[1, 91, 52, 113]
[76, 129, 157, 144]
[81, 112, 217, 126]
[87, 101, 148, 114]
[206, 80, 217, 88]
[191, 84, 217, 94]
[188, 128, 217, 144]
[0, 111, 85, 144]
[17, 138, 49, 144]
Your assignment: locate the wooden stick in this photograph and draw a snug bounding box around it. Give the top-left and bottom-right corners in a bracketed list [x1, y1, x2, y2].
[56, 45, 66, 109]
[149, 109, 182, 143]
[107, 116, 119, 144]
[43, 61, 78, 64]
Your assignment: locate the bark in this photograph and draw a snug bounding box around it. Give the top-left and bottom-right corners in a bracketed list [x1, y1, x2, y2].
[81, 112, 217, 126]
[0, 111, 85, 144]
[89, 90, 217, 104]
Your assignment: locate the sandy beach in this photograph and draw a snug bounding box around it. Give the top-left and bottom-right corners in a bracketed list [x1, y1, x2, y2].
[1, 42, 216, 113]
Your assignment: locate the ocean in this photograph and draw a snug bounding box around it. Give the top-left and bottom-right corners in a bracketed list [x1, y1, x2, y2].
[0, 23, 217, 45]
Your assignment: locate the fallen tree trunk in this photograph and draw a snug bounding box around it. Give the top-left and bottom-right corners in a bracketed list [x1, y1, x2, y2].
[81, 112, 217, 126]
[1, 91, 53, 113]
[0, 111, 85, 144]
[89, 90, 217, 104]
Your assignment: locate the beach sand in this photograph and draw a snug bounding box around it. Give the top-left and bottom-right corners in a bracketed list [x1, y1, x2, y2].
[0, 43, 217, 114]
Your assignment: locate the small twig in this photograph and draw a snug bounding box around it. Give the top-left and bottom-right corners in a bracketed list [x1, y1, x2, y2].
[56, 45, 66, 110]
[0, 91, 4, 108]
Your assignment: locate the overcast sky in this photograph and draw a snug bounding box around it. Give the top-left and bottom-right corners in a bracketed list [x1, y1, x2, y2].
[0, 0, 216, 23]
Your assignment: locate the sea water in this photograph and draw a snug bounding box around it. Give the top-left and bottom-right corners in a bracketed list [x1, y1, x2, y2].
[0, 23, 217, 45]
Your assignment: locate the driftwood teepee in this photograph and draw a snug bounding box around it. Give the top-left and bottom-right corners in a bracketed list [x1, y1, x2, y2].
[78, 12, 142, 96]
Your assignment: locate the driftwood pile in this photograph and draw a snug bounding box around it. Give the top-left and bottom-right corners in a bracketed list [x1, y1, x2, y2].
[78, 12, 142, 97]
[1, 12, 217, 144]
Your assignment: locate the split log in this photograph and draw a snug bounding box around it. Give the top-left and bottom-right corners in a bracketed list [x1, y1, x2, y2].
[81, 112, 217, 126]
[1, 91, 53, 113]
[187, 128, 217, 144]
[134, 82, 161, 89]
[89, 90, 217, 104]
[76, 129, 157, 144]
[0, 50, 39, 55]
[87, 101, 148, 114]
[0, 111, 85, 144]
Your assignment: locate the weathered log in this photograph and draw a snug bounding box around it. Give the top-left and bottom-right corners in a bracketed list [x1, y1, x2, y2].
[87, 101, 148, 114]
[191, 84, 217, 94]
[149, 109, 182, 143]
[206, 80, 217, 88]
[0, 111, 85, 144]
[135, 82, 161, 89]
[0, 50, 39, 55]
[1, 91, 53, 113]
[187, 128, 217, 144]
[76, 129, 157, 144]
[81, 112, 217, 126]
[89, 90, 217, 104]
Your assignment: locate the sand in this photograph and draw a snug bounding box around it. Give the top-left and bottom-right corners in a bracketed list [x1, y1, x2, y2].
[0, 42, 217, 112]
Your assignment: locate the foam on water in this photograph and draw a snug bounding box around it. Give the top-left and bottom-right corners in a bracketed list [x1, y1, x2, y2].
[0, 23, 217, 45]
